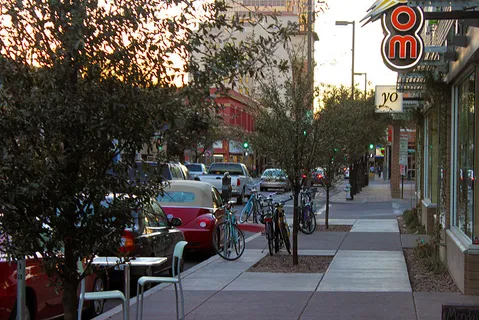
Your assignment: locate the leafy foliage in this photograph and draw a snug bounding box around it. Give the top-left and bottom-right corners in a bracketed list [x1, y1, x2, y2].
[0, 0, 293, 318]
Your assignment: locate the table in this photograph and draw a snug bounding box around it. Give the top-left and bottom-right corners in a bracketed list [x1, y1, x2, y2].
[92, 256, 167, 320]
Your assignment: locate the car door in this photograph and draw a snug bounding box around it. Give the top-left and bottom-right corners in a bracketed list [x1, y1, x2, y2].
[145, 201, 183, 272]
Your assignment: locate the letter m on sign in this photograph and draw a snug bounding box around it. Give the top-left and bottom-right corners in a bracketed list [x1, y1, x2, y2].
[389, 35, 418, 59]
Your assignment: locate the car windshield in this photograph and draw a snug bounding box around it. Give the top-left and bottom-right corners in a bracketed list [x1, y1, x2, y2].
[208, 164, 243, 175]
[186, 164, 203, 172]
[157, 191, 196, 203]
[262, 169, 285, 177]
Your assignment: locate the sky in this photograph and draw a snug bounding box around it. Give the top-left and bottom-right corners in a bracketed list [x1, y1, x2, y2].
[315, 0, 398, 91]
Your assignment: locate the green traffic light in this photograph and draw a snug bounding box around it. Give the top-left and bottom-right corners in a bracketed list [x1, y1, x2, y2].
[369, 143, 374, 149]
[303, 130, 307, 136]
[243, 142, 249, 148]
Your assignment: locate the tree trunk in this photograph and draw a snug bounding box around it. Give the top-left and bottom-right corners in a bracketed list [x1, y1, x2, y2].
[292, 183, 300, 265]
[348, 162, 354, 200]
[63, 278, 80, 320]
[325, 184, 330, 229]
[62, 239, 80, 320]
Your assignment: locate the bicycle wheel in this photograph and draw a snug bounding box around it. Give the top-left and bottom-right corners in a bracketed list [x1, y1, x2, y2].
[265, 220, 274, 256]
[274, 218, 281, 253]
[239, 199, 253, 223]
[280, 221, 291, 254]
[299, 205, 317, 234]
[252, 200, 260, 224]
[213, 222, 245, 260]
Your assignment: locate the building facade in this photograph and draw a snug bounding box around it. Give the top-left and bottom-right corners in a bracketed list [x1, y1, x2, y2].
[396, 1, 479, 294]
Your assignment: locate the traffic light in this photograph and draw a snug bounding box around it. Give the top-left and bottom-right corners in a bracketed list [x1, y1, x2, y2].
[369, 143, 374, 150]
[303, 130, 307, 136]
[243, 141, 249, 149]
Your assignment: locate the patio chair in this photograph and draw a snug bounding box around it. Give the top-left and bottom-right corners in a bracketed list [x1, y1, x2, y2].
[77, 260, 128, 320]
[136, 241, 188, 320]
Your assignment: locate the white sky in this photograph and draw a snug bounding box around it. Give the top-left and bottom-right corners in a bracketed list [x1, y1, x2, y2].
[315, 0, 398, 90]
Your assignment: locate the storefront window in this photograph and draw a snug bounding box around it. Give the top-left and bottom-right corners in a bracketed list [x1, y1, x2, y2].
[426, 117, 434, 200]
[456, 72, 475, 239]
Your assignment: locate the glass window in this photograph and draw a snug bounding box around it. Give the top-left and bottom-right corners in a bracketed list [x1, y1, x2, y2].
[146, 201, 169, 227]
[426, 116, 435, 200]
[212, 187, 223, 209]
[186, 164, 202, 172]
[157, 191, 196, 203]
[456, 72, 475, 239]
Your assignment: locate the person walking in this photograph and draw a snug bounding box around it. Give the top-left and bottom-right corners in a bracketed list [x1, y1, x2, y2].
[377, 165, 382, 178]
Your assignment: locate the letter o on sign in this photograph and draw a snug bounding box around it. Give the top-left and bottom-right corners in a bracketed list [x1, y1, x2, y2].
[391, 6, 416, 31]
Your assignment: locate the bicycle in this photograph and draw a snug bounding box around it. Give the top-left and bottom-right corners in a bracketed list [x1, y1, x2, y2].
[298, 187, 317, 234]
[258, 195, 275, 256]
[212, 202, 246, 260]
[273, 197, 292, 254]
[239, 181, 264, 224]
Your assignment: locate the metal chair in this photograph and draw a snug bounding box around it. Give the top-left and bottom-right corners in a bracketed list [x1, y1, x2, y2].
[77, 260, 128, 320]
[136, 241, 188, 320]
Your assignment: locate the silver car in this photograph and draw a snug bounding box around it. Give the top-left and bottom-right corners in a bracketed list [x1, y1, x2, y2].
[260, 169, 290, 191]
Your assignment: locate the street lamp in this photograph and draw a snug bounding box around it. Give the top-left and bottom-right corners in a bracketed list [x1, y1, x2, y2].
[354, 72, 367, 98]
[335, 20, 355, 100]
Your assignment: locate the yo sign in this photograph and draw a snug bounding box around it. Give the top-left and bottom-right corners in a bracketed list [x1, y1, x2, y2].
[381, 5, 424, 72]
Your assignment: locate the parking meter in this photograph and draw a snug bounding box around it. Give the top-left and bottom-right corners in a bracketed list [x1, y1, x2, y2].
[222, 172, 232, 202]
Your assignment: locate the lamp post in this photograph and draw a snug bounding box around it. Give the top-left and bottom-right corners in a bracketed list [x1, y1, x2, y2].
[335, 20, 355, 100]
[354, 72, 367, 98]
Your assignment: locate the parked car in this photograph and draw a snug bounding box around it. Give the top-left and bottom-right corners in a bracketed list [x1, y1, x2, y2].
[260, 168, 290, 191]
[101, 194, 185, 282]
[312, 167, 325, 185]
[133, 161, 188, 182]
[0, 249, 104, 319]
[156, 180, 224, 253]
[198, 162, 254, 204]
[186, 163, 207, 179]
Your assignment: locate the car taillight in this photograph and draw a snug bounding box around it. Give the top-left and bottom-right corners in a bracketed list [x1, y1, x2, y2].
[237, 178, 241, 186]
[317, 174, 323, 179]
[301, 174, 306, 179]
[197, 208, 213, 228]
[120, 230, 135, 253]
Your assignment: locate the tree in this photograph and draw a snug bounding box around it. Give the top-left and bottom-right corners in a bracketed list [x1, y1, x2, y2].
[249, 45, 317, 265]
[318, 85, 390, 227]
[0, 1, 293, 318]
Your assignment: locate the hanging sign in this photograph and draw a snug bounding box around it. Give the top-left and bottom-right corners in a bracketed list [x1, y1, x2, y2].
[381, 5, 425, 72]
[362, 1, 424, 72]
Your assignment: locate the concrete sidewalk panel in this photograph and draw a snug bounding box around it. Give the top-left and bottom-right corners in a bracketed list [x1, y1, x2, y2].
[350, 219, 399, 232]
[413, 292, 479, 320]
[317, 219, 357, 225]
[224, 272, 323, 291]
[297, 232, 348, 250]
[301, 292, 415, 319]
[340, 232, 402, 251]
[186, 291, 311, 318]
[318, 250, 411, 292]
[130, 290, 216, 320]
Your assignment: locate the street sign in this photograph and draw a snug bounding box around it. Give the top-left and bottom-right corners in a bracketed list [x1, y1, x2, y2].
[400, 164, 406, 176]
[205, 150, 212, 158]
[399, 136, 408, 165]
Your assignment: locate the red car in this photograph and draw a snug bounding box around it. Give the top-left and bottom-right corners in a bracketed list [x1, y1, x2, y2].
[157, 180, 224, 252]
[0, 254, 104, 320]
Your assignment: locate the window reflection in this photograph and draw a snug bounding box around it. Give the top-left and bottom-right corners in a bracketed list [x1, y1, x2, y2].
[456, 72, 475, 239]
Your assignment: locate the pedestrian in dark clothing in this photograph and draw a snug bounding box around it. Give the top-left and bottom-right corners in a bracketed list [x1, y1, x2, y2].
[377, 166, 382, 178]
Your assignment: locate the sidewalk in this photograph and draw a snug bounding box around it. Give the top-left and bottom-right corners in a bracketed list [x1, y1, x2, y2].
[96, 181, 479, 320]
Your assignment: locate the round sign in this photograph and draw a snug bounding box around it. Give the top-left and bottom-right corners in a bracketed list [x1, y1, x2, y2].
[205, 150, 212, 157]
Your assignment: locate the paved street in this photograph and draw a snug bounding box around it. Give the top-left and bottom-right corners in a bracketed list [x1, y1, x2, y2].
[94, 178, 479, 320]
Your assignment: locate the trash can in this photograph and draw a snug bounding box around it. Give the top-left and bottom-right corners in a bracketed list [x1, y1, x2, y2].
[344, 183, 352, 200]
[222, 172, 232, 202]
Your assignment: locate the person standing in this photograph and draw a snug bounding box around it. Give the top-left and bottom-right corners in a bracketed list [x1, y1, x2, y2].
[377, 165, 382, 178]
